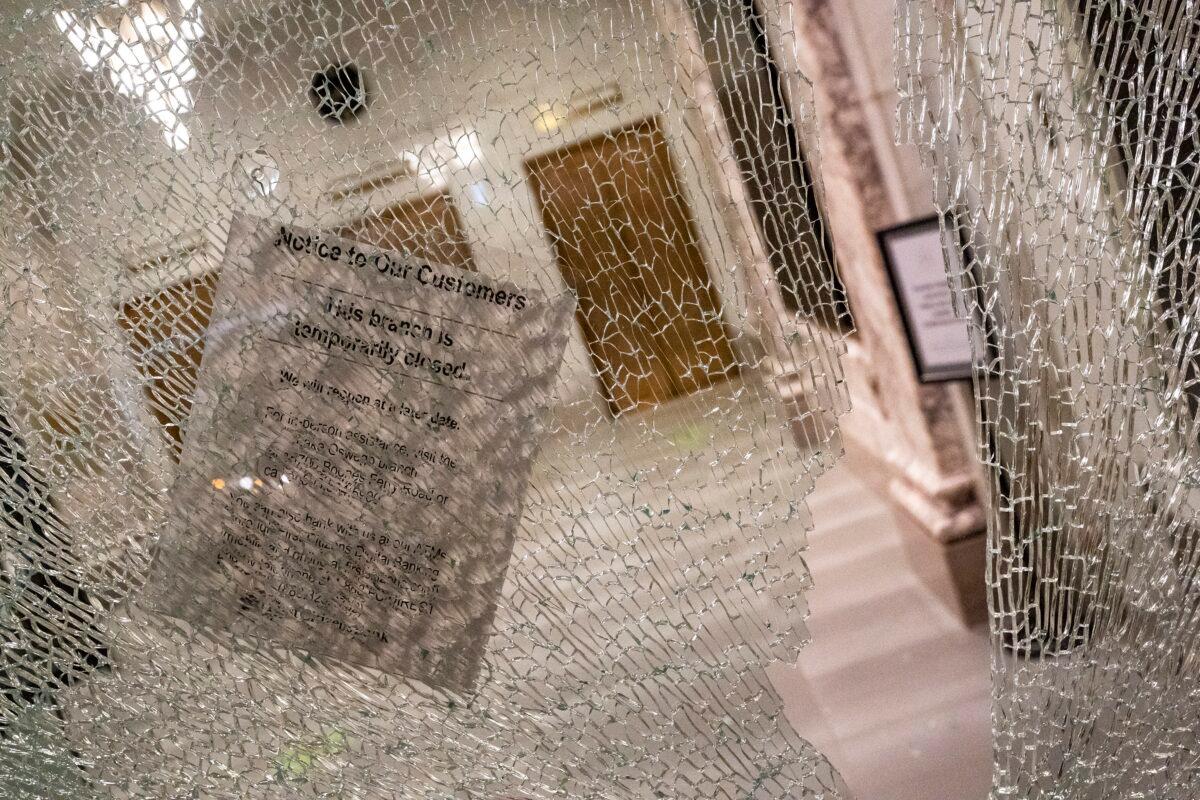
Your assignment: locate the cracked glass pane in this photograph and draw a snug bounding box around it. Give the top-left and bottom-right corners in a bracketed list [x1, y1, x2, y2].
[0, 1, 853, 796]
[901, 1, 1200, 796]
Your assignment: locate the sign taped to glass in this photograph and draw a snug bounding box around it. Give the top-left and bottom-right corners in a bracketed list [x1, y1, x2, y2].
[140, 214, 573, 692]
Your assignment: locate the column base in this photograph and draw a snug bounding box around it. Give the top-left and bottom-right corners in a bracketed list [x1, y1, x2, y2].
[841, 436, 988, 627]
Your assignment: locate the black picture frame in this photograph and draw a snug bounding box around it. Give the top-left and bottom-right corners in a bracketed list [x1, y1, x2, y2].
[876, 214, 977, 383]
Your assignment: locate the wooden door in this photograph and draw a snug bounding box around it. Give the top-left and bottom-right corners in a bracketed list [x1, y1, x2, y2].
[338, 191, 474, 270]
[526, 118, 737, 414]
[119, 271, 219, 458]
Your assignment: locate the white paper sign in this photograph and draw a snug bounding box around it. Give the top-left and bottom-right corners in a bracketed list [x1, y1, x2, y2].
[141, 214, 572, 692]
[879, 218, 974, 382]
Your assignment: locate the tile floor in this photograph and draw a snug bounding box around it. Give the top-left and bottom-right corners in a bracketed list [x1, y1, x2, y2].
[768, 458, 994, 800]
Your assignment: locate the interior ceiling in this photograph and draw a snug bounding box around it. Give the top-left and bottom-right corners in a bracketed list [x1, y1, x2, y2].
[0, 0, 297, 89]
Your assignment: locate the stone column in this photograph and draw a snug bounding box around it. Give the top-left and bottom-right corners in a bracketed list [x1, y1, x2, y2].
[758, 0, 987, 623]
[653, 0, 811, 379]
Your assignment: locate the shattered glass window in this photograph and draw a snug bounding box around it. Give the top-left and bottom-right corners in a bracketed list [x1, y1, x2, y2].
[901, 0, 1200, 796]
[0, 1, 853, 797]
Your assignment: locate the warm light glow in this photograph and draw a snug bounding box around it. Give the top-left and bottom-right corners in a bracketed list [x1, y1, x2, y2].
[55, 1, 204, 151]
[450, 129, 482, 169]
[533, 103, 562, 133]
[405, 128, 484, 188]
[210, 477, 225, 490]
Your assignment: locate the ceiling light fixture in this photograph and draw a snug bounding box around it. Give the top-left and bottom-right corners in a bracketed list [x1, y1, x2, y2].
[55, 0, 205, 151]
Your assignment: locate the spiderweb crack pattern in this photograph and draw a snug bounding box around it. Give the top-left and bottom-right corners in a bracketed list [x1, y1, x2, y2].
[2, 1, 852, 797]
[900, 1, 1200, 796]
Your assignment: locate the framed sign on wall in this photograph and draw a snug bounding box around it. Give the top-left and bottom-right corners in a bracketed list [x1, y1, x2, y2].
[876, 215, 977, 383]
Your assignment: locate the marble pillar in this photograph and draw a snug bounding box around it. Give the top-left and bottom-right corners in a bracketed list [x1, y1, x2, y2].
[760, 0, 987, 623]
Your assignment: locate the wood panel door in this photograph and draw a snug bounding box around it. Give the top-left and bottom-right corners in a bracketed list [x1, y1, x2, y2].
[119, 271, 219, 458]
[339, 191, 475, 270]
[526, 118, 737, 414]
